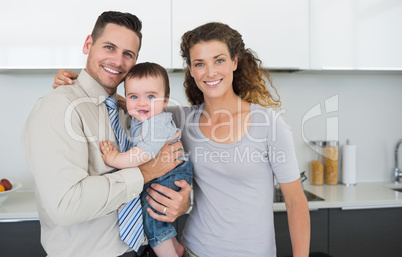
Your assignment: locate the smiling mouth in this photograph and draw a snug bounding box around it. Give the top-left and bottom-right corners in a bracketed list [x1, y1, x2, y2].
[103, 66, 121, 75]
[205, 79, 222, 87]
[138, 110, 149, 115]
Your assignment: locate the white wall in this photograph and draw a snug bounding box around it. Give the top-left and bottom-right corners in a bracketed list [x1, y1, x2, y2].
[271, 71, 402, 182]
[1, 71, 402, 187]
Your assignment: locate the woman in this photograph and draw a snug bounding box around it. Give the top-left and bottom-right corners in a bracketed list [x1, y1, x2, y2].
[54, 22, 310, 257]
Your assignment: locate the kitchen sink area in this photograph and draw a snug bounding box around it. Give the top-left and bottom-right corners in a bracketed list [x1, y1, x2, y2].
[274, 187, 324, 203]
[274, 171, 324, 203]
[383, 182, 402, 193]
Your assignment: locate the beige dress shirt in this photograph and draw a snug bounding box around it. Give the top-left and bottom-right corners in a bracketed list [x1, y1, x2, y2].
[21, 70, 145, 257]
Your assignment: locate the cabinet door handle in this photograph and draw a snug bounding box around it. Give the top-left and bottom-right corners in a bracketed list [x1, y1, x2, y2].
[341, 205, 401, 211]
[321, 67, 402, 71]
[0, 218, 39, 223]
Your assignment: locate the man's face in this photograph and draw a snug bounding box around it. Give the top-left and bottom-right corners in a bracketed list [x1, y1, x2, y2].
[83, 23, 140, 95]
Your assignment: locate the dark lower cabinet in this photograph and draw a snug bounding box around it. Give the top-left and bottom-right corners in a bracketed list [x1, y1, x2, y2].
[4, 208, 399, 257]
[0, 220, 46, 257]
[275, 209, 329, 257]
[328, 208, 402, 257]
[275, 207, 402, 257]
[174, 214, 189, 241]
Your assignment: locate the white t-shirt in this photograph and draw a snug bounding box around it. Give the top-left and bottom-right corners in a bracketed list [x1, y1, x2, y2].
[167, 103, 300, 257]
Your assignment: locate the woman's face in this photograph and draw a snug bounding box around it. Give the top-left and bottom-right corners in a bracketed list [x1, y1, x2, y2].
[188, 40, 238, 101]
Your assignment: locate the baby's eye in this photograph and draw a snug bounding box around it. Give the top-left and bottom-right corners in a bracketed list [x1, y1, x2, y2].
[147, 95, 155, 100]
[131, 95, 138, 99]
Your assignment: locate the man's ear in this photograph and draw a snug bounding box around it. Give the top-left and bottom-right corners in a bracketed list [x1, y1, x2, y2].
[83, 35, 93, 55]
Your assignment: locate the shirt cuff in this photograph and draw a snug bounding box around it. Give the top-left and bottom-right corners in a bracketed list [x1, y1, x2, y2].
[119, 167, 144, 200]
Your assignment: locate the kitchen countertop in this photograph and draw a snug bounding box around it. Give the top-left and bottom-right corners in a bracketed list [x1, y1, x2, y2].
[0, 189, 38, 221]
[2, 182, 402, 220]
[274, 181, 402, 212]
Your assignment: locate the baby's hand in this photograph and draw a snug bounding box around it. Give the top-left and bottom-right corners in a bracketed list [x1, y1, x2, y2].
[100, 140, 119, 167]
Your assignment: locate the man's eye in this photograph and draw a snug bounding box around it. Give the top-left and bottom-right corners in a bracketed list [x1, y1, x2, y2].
[217, 59, 224, 63]
[124, 52, 133, 58]
[106, 46, 113, 50]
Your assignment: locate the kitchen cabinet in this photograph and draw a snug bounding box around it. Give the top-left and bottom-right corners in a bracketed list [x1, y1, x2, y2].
[171, 0, 309, 70]
[0, 0, 171, 69]
[310, 0, 402, 70]
[172, 214, 188, 241]
[274, 210, 329, 257]
[328, 207, 402, 257]
[275, 207, 402, 257]
[0, 220, 46, 257]
[2, 1, 402, 72]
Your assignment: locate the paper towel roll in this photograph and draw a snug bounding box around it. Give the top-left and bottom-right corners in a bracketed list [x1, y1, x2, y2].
[342, 144, 357, 185]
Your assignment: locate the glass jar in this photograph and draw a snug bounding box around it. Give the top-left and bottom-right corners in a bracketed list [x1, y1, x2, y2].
[324, 141, 339, 185]
[311, 141, 324, 185]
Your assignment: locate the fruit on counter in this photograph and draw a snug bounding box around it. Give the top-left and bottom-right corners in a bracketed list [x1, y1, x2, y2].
[0, 178, 12, 191]
[0, 185, 5, 192]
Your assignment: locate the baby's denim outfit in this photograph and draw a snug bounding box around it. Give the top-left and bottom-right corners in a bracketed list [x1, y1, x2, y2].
[141, 161, 193, 247]
[131, 113, 193, 248]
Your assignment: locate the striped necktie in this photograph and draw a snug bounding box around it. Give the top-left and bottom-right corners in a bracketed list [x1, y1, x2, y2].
[105, 97, 145, 251]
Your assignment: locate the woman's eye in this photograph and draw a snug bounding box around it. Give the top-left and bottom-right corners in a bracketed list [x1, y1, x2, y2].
[216, 59, 224, 64]
[147, 95, 155, 100]
[194, 63, 203, 67]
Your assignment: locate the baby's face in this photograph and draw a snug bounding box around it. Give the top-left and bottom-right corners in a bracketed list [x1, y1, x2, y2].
[125, 76, 168, 121]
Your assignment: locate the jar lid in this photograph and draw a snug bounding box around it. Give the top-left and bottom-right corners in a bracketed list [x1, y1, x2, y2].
[325, 140, 338, 146]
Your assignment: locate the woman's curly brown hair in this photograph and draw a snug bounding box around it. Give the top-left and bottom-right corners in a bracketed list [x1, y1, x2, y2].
[180, 22, 281, 109]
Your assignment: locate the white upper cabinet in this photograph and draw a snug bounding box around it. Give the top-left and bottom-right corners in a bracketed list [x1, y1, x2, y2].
[3, 1, 400, 71]
[128, 2, 171, 68]
[171, 0, 310, 70]
[0, 0, 170, 69]
[310, 0, 402, 70]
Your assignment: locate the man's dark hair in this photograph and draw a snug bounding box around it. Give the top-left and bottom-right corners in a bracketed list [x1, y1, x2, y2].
[91, 11, 143, 51]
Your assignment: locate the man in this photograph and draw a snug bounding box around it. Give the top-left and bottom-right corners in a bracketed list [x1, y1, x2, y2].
[21, 11, 191, 257]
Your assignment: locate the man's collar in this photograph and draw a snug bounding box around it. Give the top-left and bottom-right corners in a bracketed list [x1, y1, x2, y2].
[77, 69, 117, 106]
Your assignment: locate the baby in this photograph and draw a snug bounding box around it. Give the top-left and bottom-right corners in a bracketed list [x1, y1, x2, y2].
[100, 62, 192, 257]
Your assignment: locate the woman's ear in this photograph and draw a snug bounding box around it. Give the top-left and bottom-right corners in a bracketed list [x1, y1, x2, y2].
[188, 64, 194, 77]
[83, 35, 93, 55]
[233, 55, 239, 71]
